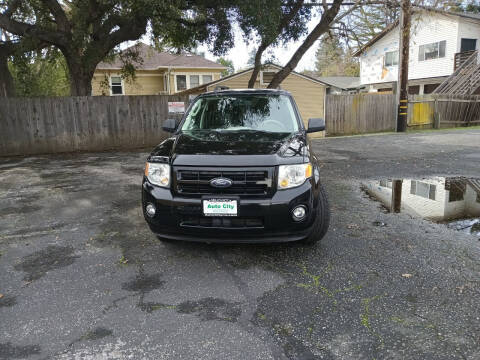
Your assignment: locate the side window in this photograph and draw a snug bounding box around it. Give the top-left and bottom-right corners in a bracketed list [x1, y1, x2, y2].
[261, 71, 276, 85]
[461, 38, 477, 52]
[202, 75, 212, 84]
[384, 51, 399, 66]
[419, 41, 446, 61]
[380, 180, 393, 188]
[110, 76, 123, 95]
[176, 75, 187, 91]
[410, 180, 436, 200]
[448, 180, 466, 202]
[190, 75, 200, 88]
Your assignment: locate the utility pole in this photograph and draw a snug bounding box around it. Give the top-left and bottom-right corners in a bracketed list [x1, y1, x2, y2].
[391, 179, 403, 213]
[396, 0, 411, 132]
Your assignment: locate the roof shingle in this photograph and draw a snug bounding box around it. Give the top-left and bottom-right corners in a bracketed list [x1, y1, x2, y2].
[97, 43, 226, 70]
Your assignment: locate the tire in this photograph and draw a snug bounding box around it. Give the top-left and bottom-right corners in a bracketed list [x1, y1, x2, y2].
[302, 183, 330, 244]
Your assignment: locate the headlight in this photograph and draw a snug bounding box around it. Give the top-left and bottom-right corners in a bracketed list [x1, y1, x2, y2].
[145, 162, 170, 187]
[278, 163, 312, 190]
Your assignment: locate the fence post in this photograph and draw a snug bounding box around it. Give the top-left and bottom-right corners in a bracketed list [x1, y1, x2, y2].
[433, 98, 440, 129]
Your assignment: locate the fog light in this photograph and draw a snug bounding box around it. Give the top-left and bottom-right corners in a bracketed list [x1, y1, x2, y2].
[146, 203, 156, 217]
[292, 205, 307, 221]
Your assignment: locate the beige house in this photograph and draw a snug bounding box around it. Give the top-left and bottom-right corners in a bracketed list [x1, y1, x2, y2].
[178, 64, 328, 136]
[92, 43, 226, 96]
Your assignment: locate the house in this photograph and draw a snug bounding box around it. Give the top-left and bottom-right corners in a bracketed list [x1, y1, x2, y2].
[314, 76, 361, 94]
[354, 7, 480, 94]
[91, 43, 226, 96]
[177, 63, 328, 137]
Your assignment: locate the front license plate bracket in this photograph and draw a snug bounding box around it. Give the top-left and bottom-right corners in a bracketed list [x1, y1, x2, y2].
[202, 198, 238, 217]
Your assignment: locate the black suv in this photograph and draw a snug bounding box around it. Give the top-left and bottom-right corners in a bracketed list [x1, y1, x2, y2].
[142, 89, 330, 244]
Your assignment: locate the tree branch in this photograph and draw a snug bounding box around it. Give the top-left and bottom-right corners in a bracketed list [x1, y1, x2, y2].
[0, 13, 68, 45]
[2, 0, 21, 17]
[40, 0, 70, 31]
[247, 0, 305, 88]
[267, 0, 344, 89]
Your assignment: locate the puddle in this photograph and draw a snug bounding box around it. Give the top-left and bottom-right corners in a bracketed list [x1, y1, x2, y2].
[363, 177, 480, 238]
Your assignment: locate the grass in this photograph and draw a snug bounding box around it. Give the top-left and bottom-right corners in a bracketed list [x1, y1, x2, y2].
[117, 255, 129, 265]
[360, 295, 384, 349]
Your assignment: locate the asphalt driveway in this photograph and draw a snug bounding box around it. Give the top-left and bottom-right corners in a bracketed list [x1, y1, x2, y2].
[1, 129, 480, 359]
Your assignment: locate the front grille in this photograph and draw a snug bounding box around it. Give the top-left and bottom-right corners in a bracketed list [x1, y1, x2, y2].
[180, 216, 264, 229]
[175, 168, 273, 197]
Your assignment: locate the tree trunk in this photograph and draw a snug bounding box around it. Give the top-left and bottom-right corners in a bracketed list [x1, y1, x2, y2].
[0, 54, 15, 97]
[66, 58, 95, 96]
[267, 0, 343, 89]
[248, 43, 268, 88]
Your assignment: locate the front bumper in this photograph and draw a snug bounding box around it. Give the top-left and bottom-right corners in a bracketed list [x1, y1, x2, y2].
[142, 179, 319, 243]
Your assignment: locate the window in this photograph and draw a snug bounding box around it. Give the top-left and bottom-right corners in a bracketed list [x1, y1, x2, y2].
[384, 51, 399, 66]
[261, 71, 276, 85]
[408, 85, 420, 95]
[461, 38, 477, 52]
[423, 83, 440, 94]
[410, 180, 436, 200]
[190, 75, 200, 88]
[176, 74, 213, 91]
[448, 180, 465, 202]
[419, 41, 446, 61]
[110, 76, 123, 95]
[181, 94, 299, 133]
[202, 75, 212, 84]
[379, 180, 392, 188]
[176, 75, 187, 91]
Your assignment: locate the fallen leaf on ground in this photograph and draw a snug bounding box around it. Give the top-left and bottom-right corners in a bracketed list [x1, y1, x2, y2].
[0, 294, 3, 299]
[402, 273, 413, 278]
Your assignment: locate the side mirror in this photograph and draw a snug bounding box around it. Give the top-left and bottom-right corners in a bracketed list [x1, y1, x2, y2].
[162, 118, 177, 133]
[306, 118, 325, 133]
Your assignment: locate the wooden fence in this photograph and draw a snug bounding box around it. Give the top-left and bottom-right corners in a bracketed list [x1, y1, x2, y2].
[325, 93, 480, 136]
[0, 95, 188, 157]
[325, 93, 396, 136]
[408, 94, 480, 129]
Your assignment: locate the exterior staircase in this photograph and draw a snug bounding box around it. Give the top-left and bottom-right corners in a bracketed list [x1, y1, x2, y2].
[434, 50, 480, 95]
[467, 178, 480, 195]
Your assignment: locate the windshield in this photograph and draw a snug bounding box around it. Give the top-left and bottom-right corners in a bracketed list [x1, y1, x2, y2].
[181, 94, 299, 133]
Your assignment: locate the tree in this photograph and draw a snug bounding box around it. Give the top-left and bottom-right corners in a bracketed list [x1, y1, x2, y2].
[0, 4, 47, 97]
[0, 0, 236, 96]
[217, 57, 235, 76]
[237, 0, 312, 88]
[9, 47, 69, 97]
[458, 0, 480, 12]
[267, 0, 347, 89]
[0, 40, 16, 97]
[315, 34, 359, 77]
[246, 48, 257, 67]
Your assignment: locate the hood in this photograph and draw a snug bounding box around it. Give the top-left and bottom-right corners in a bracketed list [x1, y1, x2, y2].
[149, 131, 309, 166]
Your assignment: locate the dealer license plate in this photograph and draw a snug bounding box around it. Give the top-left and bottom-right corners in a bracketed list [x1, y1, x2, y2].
[203, 199, 238, 217]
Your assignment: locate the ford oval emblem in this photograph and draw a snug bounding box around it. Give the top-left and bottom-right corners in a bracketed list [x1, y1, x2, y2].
[210, 177, 233, 188]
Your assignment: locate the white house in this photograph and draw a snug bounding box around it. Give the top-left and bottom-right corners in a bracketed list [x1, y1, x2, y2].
[354, 7, 480, 94]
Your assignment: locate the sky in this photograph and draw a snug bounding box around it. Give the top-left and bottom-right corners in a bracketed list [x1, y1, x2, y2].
[196, 18, 320, 72]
